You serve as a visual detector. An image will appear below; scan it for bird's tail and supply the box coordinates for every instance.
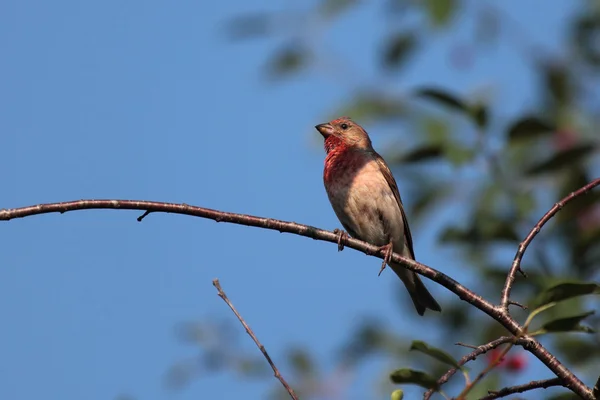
[390,262,441,316]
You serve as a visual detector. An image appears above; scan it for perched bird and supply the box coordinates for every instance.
[316,117,441,316]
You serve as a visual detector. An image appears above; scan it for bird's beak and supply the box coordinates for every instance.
[315,123,334,138]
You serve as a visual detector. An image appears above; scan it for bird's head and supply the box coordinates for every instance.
[315,117,372,153]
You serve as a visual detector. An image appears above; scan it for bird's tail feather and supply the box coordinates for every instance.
[390,262,441,316]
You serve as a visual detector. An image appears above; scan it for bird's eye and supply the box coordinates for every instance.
[340,123,349,130]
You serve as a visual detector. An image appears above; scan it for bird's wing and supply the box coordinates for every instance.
[374,153,416,259]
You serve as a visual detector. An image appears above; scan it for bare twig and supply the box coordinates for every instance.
[424,337,517,400]
[481,377,562,399]
[212,279,298,400]
[500,178,600,312]
[456,340,516,399]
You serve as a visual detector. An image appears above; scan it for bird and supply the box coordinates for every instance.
[315,117,441,316]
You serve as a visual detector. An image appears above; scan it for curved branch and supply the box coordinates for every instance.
[0,199,594,399]
[0,199,504,323]
[501,177,600,311]
[481,377,562,399]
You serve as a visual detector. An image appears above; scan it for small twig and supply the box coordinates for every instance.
[455,342,479,350]
[456,341,516,399]
[508,300,527,310]
[137,210,152,222]
[481,377,562,399]
[212,279,298,400]
[424,337,519,400]
[501,178,600,311]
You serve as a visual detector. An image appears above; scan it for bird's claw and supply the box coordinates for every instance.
[333,229,349,252]
[377,242,394,276]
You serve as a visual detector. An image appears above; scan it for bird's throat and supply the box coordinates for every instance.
[323,142,366,185]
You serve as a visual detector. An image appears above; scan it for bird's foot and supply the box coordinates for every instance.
[333,229,349,252]
[377,241,394,276]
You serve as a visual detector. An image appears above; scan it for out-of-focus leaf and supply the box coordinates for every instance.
[414,88,468,112]
[444,142,475,166]
[421,116,451,142]
[439,226,475,243]
[469,102,488,130]
[391,389,404,400]
[534,311,595,335]
[548,393,584,400]
[411,184,452,219]
[480,220,520,242]
[389,368,439,390]
[543,63,572,105]
[226,13,273,40]
[423,0,456,27]
[574,14,600,66]
[265,45,311,79]
[333,93,405,121]
[319,0,359,19]
[382,32,416,69]
[399,145,444,163]
[340,320,390,363]
[288,348,314,377]
[409,340,462,368]
[533,282,600,308]
[236,357,269,377]
[507,116,555,142]
[555,336,600,365]
[514,191,537,220]
[525,143,597,175]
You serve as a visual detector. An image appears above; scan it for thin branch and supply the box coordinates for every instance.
[0,199,505,326]
[456,340,516,399]
[212,279,298,400]
[481,377,562,399]
[0,197,596,399]
[424,337,517,400]
[501,177,600,311]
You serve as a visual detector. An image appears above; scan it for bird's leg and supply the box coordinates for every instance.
[333,228,349,252]
[377,240,394,276]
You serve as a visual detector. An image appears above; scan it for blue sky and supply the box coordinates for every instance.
[0,1,586,399]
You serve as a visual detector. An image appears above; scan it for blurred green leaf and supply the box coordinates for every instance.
[525,143,597,175]
[414,88,468,112]
[548,394,583,400]
[288,348,314,377]
[444,141,475,166]
[389,368,439,390]
[484,222,519,242]
[574,14,600,66]
[543,63,572,105]
[226,13,273,40]
[469,102,488,130]
[535,310,595,335]
[423,0,457,27]
[265,45,311,79]
[319,0,359,18]
[400,145,444,163]
[555,336,600,365]
[334,93,405,121]
[534,282,600,308]
[507,116,555,142]
[391,389,404,400]
[409,340,462,368]
[382,32,416,69]
[439,226,475,243]
[514,191,537,220]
